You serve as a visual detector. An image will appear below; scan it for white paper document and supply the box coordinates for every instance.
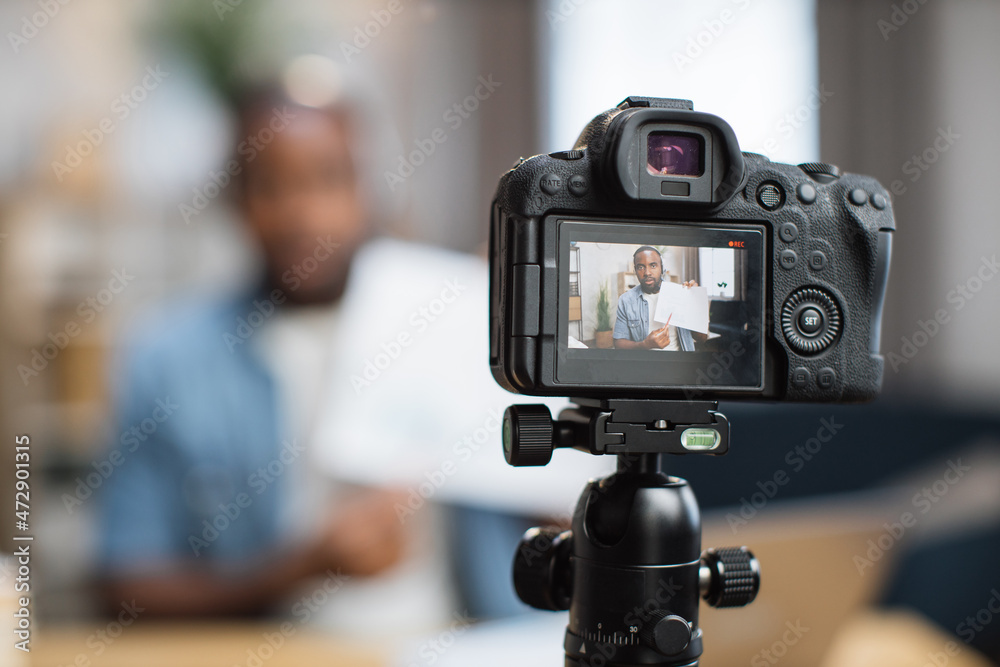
[653,282,710,334]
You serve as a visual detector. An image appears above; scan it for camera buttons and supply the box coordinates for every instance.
[779,249,798,270]
[540,174,563,195]
[797,307,824,335]
[549,150,584,160]
[778,222,799,243]
[757,182,784,210]
[817,367,837,389]
[808,250,828,271]
[781,287,842,355]
[849,188,868,206]
[791,367,812,389]
[796,183,817,204]
[568,175,589,197]
[871,193,888,210]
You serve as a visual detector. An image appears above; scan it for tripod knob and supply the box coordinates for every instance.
[512,527,571,611]
[503,405,554,466]
[639,612,693,656]
[700,546,760,608]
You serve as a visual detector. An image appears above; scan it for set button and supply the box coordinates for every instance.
[781,287,842,355]
[798,307,824,335]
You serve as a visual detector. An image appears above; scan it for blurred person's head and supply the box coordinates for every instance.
[233,88,369,305]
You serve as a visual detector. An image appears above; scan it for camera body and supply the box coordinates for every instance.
[490,97,894,402]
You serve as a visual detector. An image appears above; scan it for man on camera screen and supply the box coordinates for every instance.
[613,245,706,352]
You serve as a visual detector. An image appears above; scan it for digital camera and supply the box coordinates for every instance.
[489,97,894,401]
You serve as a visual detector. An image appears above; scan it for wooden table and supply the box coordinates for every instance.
[29,622,387,667]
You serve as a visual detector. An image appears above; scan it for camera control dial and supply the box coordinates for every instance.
[781,287,842,354]
[798,162,841,184]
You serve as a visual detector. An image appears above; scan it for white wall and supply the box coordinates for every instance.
[541,0,819,163]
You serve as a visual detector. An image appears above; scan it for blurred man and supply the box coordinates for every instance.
[613,246,706,351]
[97,86,450,624]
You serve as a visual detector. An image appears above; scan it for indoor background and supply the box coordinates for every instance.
[1,1,998,666]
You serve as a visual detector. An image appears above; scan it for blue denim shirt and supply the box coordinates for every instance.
[97,291,286,575]
[612,284,695,351]
[97,283,529,616]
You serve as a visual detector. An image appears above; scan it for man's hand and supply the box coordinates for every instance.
[102,488,413,618]
[311,489,410,577]
[643,314,673,349]
[682,280,699,288]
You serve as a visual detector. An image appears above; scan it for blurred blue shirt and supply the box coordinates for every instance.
[98,290,286,575]
[96,284,528,618]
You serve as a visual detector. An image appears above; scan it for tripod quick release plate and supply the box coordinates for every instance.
[503,399,729,466]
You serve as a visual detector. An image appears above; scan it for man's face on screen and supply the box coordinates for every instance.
[634,250,662,294]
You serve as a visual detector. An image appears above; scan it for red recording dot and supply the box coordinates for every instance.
[728,241,734,247]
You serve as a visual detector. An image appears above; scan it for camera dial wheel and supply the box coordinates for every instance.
[797,162,841,183]
[781,287,842,355]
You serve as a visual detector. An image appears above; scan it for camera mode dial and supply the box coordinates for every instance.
[781,287,842,355]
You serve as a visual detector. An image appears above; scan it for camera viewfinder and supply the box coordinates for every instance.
[646,132,703,177]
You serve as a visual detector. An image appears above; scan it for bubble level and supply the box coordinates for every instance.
[680,428,721,451]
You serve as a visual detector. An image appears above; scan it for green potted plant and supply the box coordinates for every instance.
[594,281,614,348]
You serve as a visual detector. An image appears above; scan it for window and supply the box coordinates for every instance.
[541,0,819,165]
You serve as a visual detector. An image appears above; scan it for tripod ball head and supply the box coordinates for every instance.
[512,462,760,666]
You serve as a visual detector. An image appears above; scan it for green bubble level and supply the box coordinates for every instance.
[680,428,721,451]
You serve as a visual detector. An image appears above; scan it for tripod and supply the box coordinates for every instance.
[503,399,760,667]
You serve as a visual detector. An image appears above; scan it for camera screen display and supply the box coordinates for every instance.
[646,132,703,177]
[557,219,765,391]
